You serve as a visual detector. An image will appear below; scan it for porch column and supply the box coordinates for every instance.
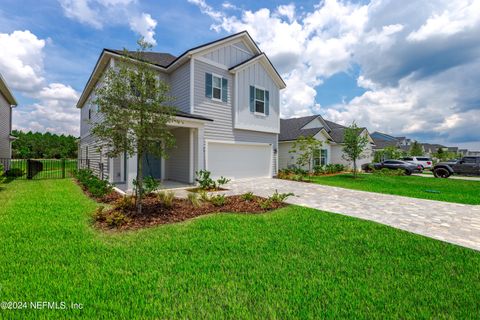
[197,127,205,177]
[108,157,114,183]
[126,153,138,192]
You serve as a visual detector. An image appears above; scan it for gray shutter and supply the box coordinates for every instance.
[221,78,228,102]
[249,86,255,112]
[265,90,270,115]
[205,73,212,98]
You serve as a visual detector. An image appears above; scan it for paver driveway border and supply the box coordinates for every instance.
[191,178,480,252]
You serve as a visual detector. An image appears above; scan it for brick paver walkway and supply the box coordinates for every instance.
[207,178,480,251]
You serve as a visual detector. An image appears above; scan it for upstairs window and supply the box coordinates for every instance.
[205,73,228,102]
[249,86,270,116]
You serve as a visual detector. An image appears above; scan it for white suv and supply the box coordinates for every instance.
[402,156,433,169]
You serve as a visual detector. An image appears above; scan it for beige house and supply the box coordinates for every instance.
[0,73,17,159]
[278,115,374,170]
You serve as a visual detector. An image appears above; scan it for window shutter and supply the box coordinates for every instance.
[221,78,228,102]
[205,73,212,98]
[265,90,270,115]
[324,149,328,164]
[249,86,255,112]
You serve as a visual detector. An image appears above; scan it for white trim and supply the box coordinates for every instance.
[190,34,260,60]
[233,124,280,134]
[232,44,253,55]
[190,58,195,113]
[254,112,266,117]
[189,128,194,183]
[194,56,228,70]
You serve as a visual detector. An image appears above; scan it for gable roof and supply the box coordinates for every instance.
[279,115,368,144]
[0,73,17,106]
[77,31,274,108]
[229,53,286,89]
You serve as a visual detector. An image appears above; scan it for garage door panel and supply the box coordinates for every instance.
[207,142,271,179]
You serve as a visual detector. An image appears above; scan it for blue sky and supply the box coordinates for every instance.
[0,0,479,149]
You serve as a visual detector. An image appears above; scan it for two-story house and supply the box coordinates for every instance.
[0,73,17,160]
[77,31,286,191]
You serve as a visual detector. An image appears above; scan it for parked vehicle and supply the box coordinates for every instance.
[362,160,423,175]
[401,156,433,169]
[433,156,480,178]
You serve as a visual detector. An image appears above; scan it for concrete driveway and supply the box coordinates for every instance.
[219,178,480,251]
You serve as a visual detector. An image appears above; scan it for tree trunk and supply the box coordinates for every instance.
[353,159,357,179]
[136,151,143,214]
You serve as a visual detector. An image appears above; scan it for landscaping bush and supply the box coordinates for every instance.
[195,170,230,190]
[6,167,24,178]
[209,194,227,207]
[133,176,160,197]
[325,164,345,174]
[114,196,136,212]
[0,164,4,183]
[260,190,294,209]
[187,192,202,208]
[158,191,175,208]
[241,192,255,202]
[74,169,113,198]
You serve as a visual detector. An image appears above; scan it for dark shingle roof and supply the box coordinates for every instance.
[279,115,366,144]
[106,49,177,67]
[175,110,213,122]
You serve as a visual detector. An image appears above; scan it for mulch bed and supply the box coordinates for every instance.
[96,194,286,231]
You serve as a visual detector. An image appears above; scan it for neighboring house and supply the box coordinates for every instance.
[371,132,411,152]
[77,31,286,191]
[420,143,447,157]
[278,115,374,170]
[0,73,17,160]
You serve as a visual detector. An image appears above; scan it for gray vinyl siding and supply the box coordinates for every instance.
[79,134,109,180]
[194,59,277,175]
[0,93,11,158]
[235,60,280,133]
[169,61,190,113]
[201,40,253,68]
[165,127,190,183]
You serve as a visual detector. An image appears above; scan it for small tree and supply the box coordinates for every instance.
[289,135,323,174]
[373,146,403,162]
[91,39,178,214]
[342,122,369,178]
[409,141,423,156]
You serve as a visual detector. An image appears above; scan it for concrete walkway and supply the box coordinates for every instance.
[413,173,480,181]
[213,178,480,251]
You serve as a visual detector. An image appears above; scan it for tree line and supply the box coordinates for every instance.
[11,130,78,159]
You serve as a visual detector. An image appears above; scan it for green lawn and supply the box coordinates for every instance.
[307,174,480,205]
[0,180,479,319]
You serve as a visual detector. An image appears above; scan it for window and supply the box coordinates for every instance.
[403,157,413,161]
[212,75,222,100]
[88,108,92,120]
[321,149,328,166]
[417,157,430,161]
[313,149,321,166]
[255,88,265,114]
[463,157,477,164]
[249,86,270,115]
[205,73,228,102]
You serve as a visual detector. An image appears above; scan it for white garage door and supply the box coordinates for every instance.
[207,141,272,179]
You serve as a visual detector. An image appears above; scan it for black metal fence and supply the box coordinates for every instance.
[0,158,80,180]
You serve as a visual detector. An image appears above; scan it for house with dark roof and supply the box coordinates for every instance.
[77,31,286,191]
[0,73,17,160]
[278,115,374,170]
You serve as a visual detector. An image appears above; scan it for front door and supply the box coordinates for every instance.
[142,153,162,179]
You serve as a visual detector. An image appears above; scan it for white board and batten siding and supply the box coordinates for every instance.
[0,93,12,159]
[193,59,278,178]
[201,40,254,68]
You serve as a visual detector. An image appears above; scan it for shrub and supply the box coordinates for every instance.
[269,189,294,202]
[209,194,227,207]
[291,167,308,176]
[187,192,202,208]
[277,169,292,180]
[158,191,175,208]
[133,176,160,197]
[241,192,255,202]
[114,196,135,212]
[105,211,130,228]
[216,176,231,188]
[93,206,107,222]
[195,169,216,190]
[0,164,4,183]
[74,169,113,198]
[195,170,231,190]
[197,190,210,202]
[313,165,325,175]
[6,167,24,178]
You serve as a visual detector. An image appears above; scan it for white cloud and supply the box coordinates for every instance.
[0,30,46,92]
[0,30,81,135]
[58,0,157,44]
[129,13,158,45]
[407,0,480,42]
[189,0,480,148]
